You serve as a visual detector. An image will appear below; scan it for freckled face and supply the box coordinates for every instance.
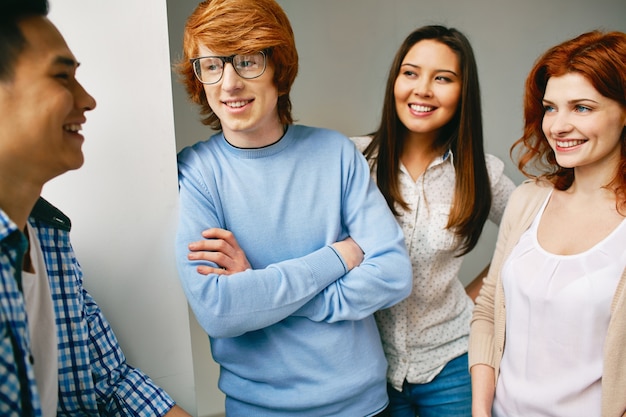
[394,39,462,143]
[0,16,96,184]
[542,73,626,173]
[198,45,283,148]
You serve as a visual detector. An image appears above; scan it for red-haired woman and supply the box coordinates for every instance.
[470,30,626,417]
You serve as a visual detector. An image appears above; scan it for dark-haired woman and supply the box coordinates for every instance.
[353,25,515,417]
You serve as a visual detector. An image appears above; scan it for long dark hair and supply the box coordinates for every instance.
[365,25,491,255]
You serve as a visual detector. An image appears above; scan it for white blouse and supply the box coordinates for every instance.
[351,136,516,389]
[494,191,626,417]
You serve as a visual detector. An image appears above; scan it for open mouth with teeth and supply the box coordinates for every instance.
[410,104,434,113]
[63,124,82,133]
[224,100,252,109]
[556,139,587,148]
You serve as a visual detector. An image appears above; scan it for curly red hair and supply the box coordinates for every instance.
[512,30,626,212]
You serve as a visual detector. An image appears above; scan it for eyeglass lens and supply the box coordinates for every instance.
[193,52,266,84]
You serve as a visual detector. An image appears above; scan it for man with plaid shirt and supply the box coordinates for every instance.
[0,0,190,415]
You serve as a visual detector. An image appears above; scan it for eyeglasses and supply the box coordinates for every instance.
[190,51,267,85]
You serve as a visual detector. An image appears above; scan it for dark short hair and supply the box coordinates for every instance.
[0,0,49,81]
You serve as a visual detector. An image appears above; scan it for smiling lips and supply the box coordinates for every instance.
[224,100,252,108]
[556,139,587,148]
[410,104,434,113]
[63,123,82,133]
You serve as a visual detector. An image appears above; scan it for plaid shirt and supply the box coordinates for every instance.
[0,198,175,416]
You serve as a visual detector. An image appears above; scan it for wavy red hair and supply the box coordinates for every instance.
[177,0,298,130]
[512,30,626,212]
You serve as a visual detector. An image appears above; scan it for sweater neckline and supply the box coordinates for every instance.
[220,125,294,159]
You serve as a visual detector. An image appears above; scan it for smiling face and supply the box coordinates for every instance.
[198,44,283,148]
[542,72,626,175]
[0,16,96,185]
[394,39,462,145]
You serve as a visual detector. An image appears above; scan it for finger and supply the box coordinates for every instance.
[189,239,236,259]
[196,265,231,276]
[201,228,235,241]
[203,228,245,251]
[188,250,232,267]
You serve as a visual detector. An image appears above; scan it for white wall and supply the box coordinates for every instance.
[44,0,197,414]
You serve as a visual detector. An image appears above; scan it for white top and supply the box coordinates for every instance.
[23,224,58,417]
[351,136,515,389]
[494,191,626,417]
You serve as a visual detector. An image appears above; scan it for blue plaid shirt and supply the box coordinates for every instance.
[0,198,175,416]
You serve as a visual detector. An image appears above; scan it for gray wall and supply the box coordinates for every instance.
[277,0,626,284]
[167,1,625,416]
[170,0,626,288]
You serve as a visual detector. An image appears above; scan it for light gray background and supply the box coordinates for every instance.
[168,1,625,416]
[40,1,626,416]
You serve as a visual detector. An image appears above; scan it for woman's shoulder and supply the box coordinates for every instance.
[495,179,553,231]
[484,153,504,168]
[516,178,553,192]
[349,135,373,153]
[484,153,506,180]
[509,179,553,208]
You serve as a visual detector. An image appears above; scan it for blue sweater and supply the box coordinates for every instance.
[176,125,412,416]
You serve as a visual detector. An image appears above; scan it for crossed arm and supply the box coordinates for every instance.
[176,139,412,338]
[188,228,364,276]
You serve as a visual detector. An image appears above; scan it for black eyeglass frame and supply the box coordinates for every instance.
[190,50,268,85]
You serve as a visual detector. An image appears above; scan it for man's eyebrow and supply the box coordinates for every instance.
[54,56,79,68]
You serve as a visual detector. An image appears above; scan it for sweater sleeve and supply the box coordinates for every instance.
[291,145,413,322]
[176,155,349,339]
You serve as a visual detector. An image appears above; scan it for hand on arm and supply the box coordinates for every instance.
[190,231,363,275]
[180,225,349,337]
[176,154,351,338]
[291,146,412,323]
[188,228,252,275]
[331,236,364,271]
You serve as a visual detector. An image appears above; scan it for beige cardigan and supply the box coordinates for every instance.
[469,180,626,417]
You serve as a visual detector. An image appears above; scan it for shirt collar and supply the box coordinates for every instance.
[0,207,20,241]
[430,148,454,168]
